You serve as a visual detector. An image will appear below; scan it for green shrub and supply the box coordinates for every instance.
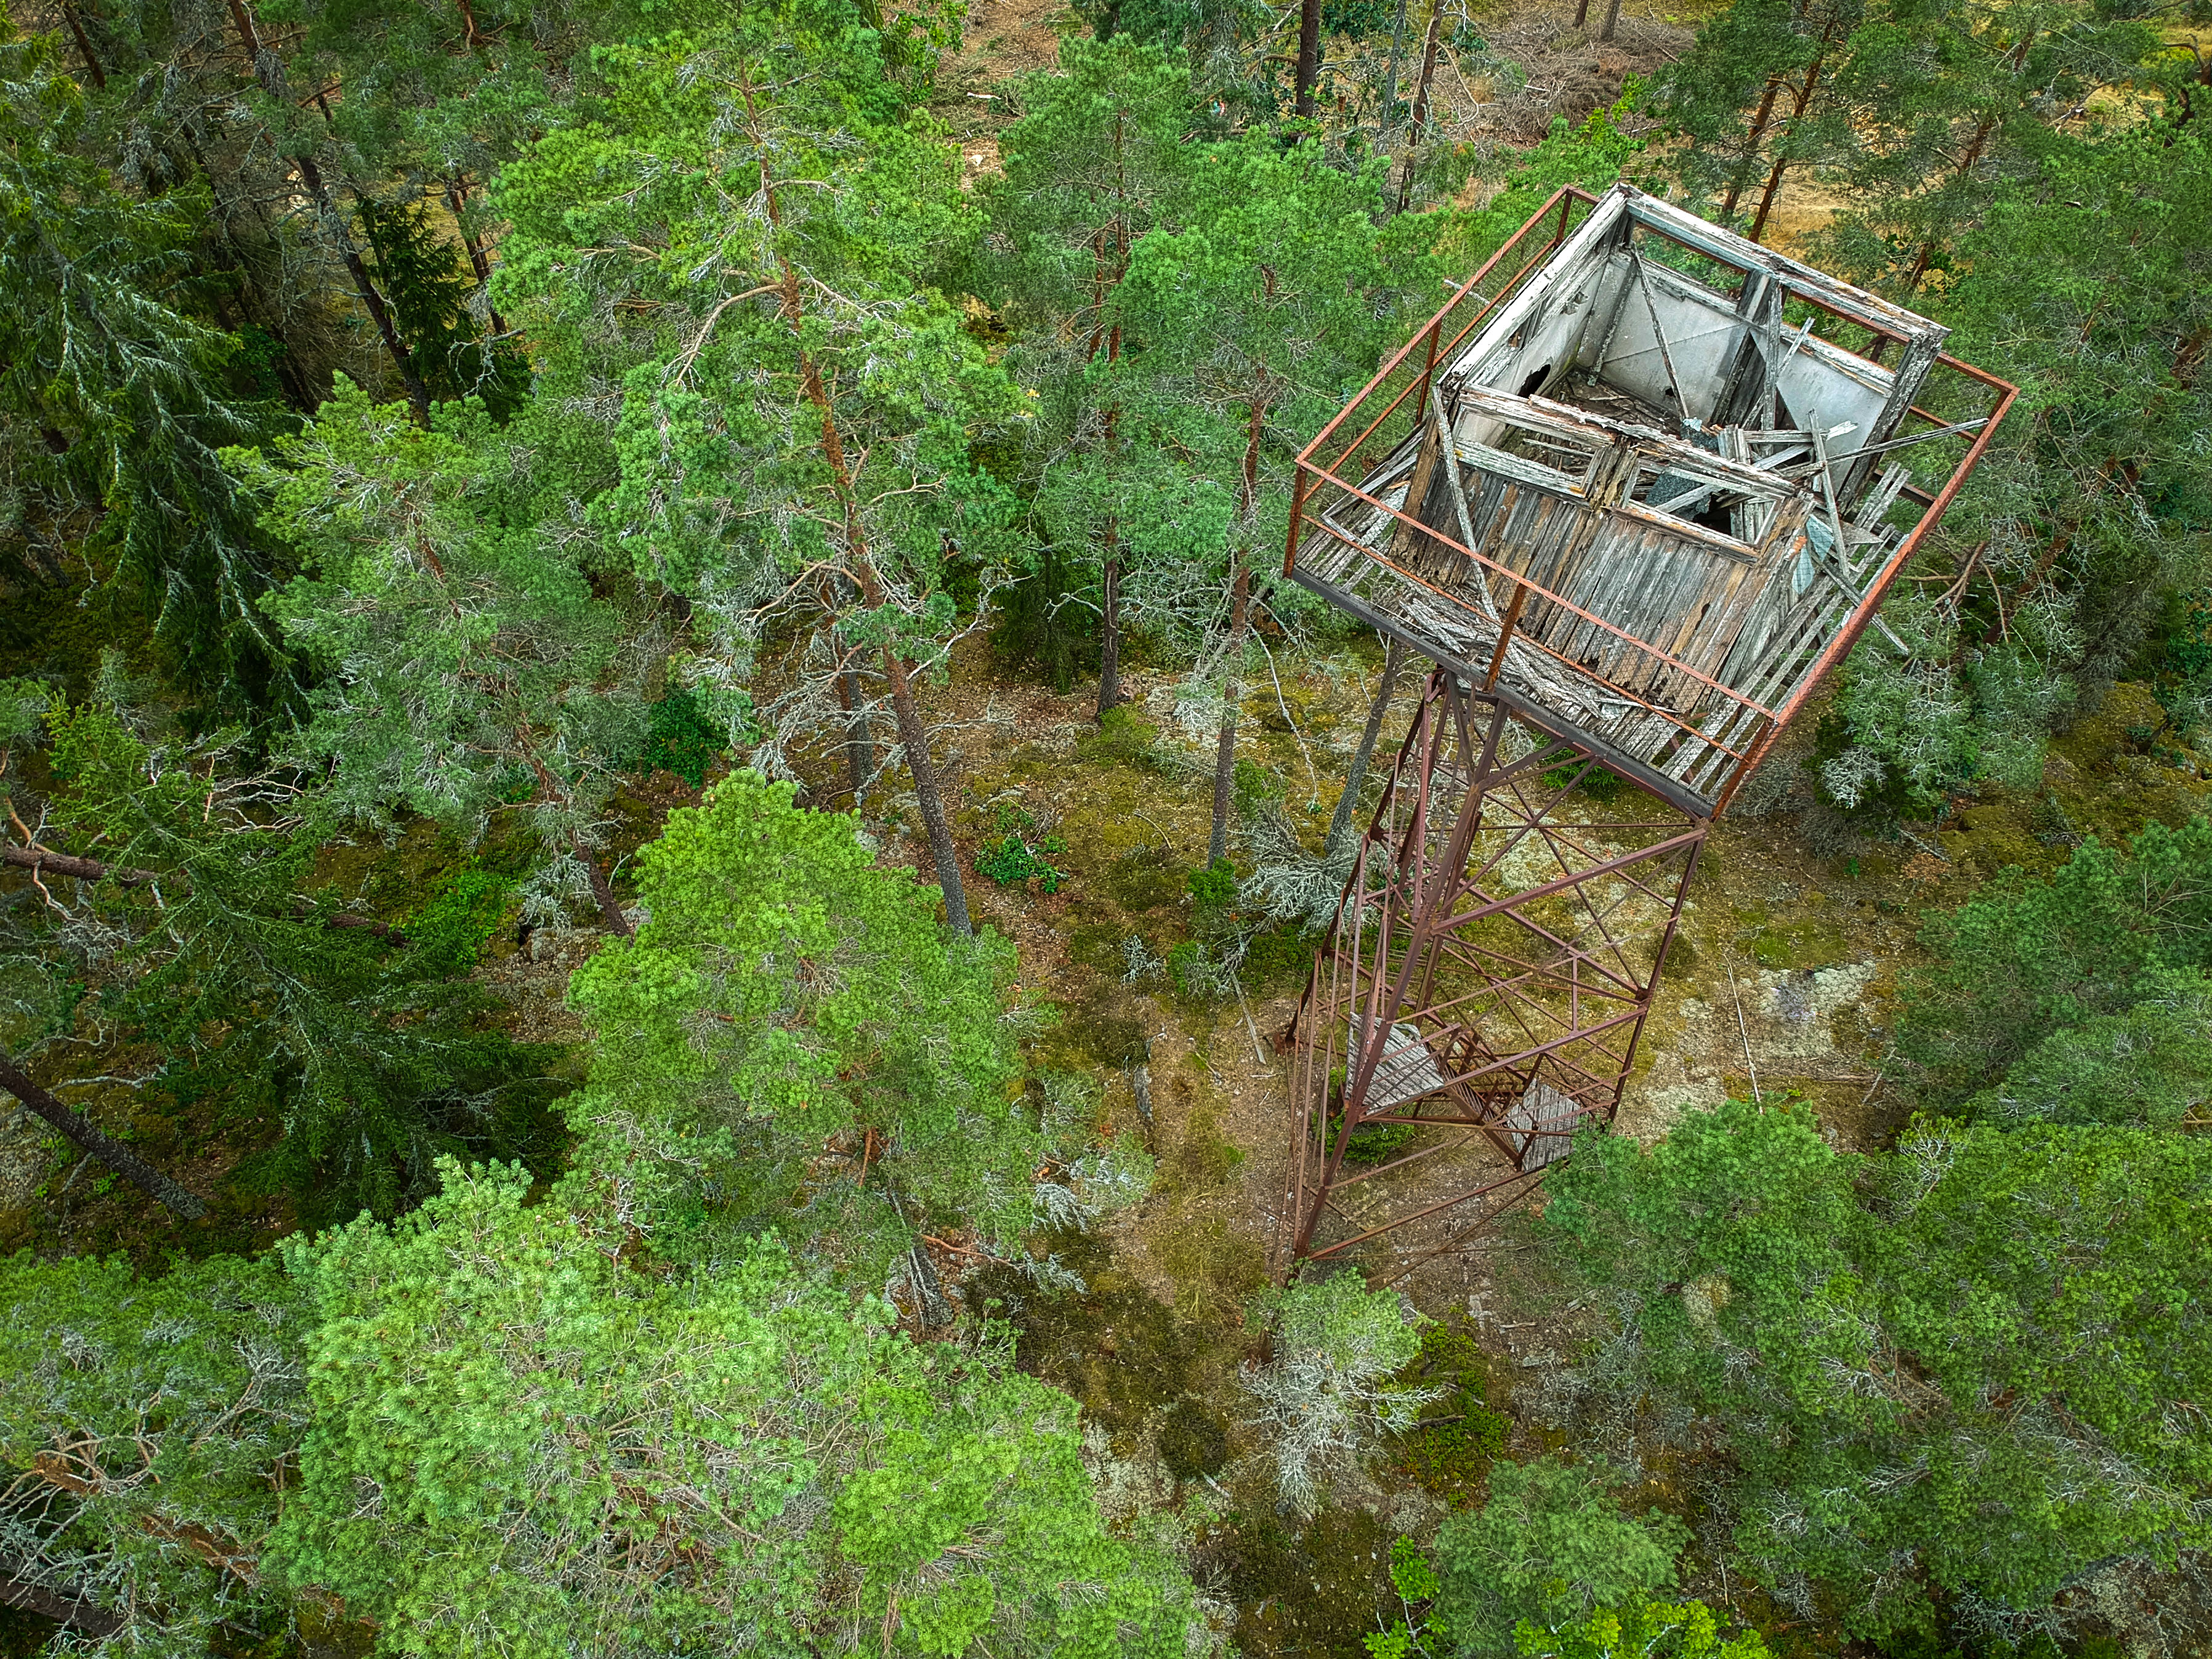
[1899,818,2212,1099]
[1399,1407,1511,1500]
[1431,1455,1689,1653]
[1244,1274,1439,1513]
[1187,856,1237,906]
[406,865,515,975]
[1540,754,1625,802]
[1243,921,1322,991]
[1233,755,1282,822]
[975,801,1068,893]
[640,686,726,787]
[1959,969,2212,1129]
[1543,1099,2212,1634]
[1346,1117,1418,1164]
[1394,1320,1508,1502]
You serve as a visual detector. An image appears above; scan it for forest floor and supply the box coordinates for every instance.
[932,0,1721,185]
[779,639,2205,1656]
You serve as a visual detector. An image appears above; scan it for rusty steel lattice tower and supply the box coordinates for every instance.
[1278,184,2015,1277]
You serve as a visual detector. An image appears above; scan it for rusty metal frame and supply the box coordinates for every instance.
[1283,190,2019,820]
[1279,669,1705,1280]
[1276,193,2012,1280]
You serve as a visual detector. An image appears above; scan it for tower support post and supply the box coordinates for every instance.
[1281,669,1706,1278]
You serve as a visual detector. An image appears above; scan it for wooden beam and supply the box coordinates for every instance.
[1283,568,1719,817]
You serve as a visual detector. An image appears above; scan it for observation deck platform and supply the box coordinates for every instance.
[1284,183,2015,818]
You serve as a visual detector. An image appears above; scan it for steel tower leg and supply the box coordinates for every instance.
[1280,669,1706,1280]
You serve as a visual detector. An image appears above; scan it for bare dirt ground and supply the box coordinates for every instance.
[929,0,1716,184]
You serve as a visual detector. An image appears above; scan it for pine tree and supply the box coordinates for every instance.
[246,381,656,937]
[494,16,1027,935]
[1814,119,2210,803]
[1652,0,1865,241]
[983,36,1198,719]
[0,1161,1200,1657]
[1116,135,1441,864]
[0,1250,305,1650]
[1815,0,2160,291]
[1649,0,1811,224]
[562,771,1115,1275]
[269,1161,1201,1658]
[1544,1099,2212,1633]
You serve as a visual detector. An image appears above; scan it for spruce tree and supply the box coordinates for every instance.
[0,36,292,712]
[0,681,561,1224]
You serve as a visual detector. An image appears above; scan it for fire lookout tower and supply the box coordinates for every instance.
[1278,184,2014,1277]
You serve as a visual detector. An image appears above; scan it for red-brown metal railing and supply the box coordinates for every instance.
[1285,188,2019,817]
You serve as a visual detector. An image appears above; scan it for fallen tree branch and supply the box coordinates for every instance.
[0,844,405,942]
[0,1051,208,1221]
[0,842,152,884]
[0,1559,124,1637]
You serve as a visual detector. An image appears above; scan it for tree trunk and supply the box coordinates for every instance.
[1093,113,1129,719]
[0,845,405,939]
[1096,336,1124,719]
[1207,557,1251,870]
[1097,545,1123,721]
[0,1052,206,1221]
[1209,399,1265,868]
[445,176,510,336]
[175,124,323,410]
[2174,325,2209,392]
[1904,108,2001,290]
[1293,0,1325,118]
[745,75,972,934]
[1597,0,1623,43]
[883,1184,953,1326]
[61,4,107,89]
[572,834,634,937]
[1722,75,1785,217]
[293,155,433,424]
[1573,0,1590,26]
[837,664,876,802]
[1395,0,1445,212]
[882,648,973,937]
[1747,46,1830,244]
[1,1560,124,1638]
[1324,635,1406,858]
[1379,0,1412,137]
[224,0,430,422]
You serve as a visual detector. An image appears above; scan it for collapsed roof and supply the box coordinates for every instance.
[1287,184,2008,817]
